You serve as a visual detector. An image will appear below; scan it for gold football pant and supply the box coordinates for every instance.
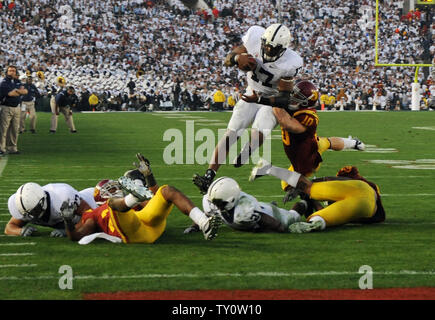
[110,185,174,243]
[281,137,331,190]
[307,180,377,227]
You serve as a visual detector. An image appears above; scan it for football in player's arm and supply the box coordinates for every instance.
[193,24,303,195]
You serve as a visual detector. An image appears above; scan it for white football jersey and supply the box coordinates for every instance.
[79,187,98,209]
[242,26,303,97]
[7,183,92,227]
[203,192,277,231]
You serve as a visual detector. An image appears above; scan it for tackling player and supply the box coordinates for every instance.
[250,159,386,233]
[193,23,303,194]
[60,154,221,243]
[242,79,365,194]
[5,182,96,237]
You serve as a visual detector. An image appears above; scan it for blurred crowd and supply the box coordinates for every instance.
[0,0,434,111]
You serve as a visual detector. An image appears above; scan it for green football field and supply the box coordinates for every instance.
[0,111,434,300]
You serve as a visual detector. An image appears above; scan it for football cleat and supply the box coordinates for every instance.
[249,158,272,182]
[201,214,222,240]
[192,169,216,194]
[288,220,323,233]
[349,136,365,151]
[118,176,153,201]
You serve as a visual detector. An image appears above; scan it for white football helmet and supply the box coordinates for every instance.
[15,183,48,219]
[261,23,291,63]
[207,177,241,211]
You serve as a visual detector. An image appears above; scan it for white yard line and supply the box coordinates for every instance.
[0,270,433,281]
[0,242,36,247]
[0,253,35,256]
[0,264,37,268]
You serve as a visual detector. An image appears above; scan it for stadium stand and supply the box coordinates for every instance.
[0,0,433,111]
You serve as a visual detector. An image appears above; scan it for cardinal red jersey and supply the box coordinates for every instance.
[282,108,322,176]
[81,203,123,238]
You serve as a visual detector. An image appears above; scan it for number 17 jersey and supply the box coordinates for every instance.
[242,26,303,97]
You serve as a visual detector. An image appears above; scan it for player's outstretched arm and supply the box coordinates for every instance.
[4,217,36,236]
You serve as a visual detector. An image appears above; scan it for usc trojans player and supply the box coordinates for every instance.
[60,154,221,243]
[242,79,365,194]
[250,160,385,233]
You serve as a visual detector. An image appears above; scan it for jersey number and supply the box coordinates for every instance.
[281,128,291,146]
[251,67,274,88]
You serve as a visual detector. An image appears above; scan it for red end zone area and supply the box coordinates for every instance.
[84,287,435,300]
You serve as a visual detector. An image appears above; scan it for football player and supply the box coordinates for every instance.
[242,80,365,194]
[60,154,221,243]
[5,182,97,237]
[249,159,386,233]
[184,176,304,235]
[193,23,303,194]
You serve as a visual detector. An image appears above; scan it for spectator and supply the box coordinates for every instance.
[212,87,225,111]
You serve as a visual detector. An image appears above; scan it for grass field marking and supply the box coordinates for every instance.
[1,270,434,282]
[412,126,435,131]
[0,155,8,177]
[0,264,37,268]
[0,242,36,247]
[0,253,35,256]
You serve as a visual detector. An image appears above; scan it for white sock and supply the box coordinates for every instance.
[308,215,326,230]
[341,137,357,149]
[124,193,140,208]
[269,166,301,188]
[189,207,209,229]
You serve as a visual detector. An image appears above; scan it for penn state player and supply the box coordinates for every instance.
[185,176,304,234]
[193,23,303,194]
[5,182,96,237]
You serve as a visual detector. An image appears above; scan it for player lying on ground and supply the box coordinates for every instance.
[60,154,221,243]
[184,176,305,234]
[249,160,385,233]
[5,182,96,237]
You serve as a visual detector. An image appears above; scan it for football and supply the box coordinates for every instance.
[237,53,257,71]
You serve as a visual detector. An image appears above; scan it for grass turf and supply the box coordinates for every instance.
[0,111,434,299]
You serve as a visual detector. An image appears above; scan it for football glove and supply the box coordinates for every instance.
[50,228,67,238]
[192,169,216,194]
[183,224,200,234]
[134,153,152,177]
[283,187,301,204]
[192,173,212,195]
[59,200,77,221]
[20,225,37,237]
